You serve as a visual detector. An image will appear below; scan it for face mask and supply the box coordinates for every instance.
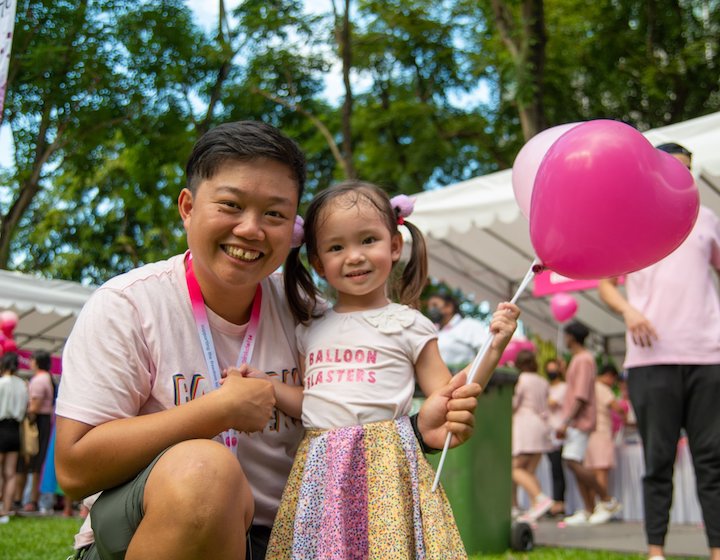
[547,371,560,381]
[427,308,444,325]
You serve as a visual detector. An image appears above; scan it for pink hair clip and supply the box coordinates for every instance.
[389,194,415,225]
[291,215,305,248]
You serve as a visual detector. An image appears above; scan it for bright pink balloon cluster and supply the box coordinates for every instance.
[0,310,19,354]
[550,293,578,323]
[512,120,700,279]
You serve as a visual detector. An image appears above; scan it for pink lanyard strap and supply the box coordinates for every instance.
[185,253,262,452]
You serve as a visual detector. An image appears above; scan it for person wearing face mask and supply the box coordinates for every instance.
[426,292,489,372]
[545,358,567,517]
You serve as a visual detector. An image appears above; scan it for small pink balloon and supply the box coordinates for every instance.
[499,337,536,366]
[2,338,17,353]
[550,293,578,323]
[530,120,699,279]
[512,123,581,218]
[0,310,18,337]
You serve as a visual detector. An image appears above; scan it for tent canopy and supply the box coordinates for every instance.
[0,269,95,354]
[409,111,720,363]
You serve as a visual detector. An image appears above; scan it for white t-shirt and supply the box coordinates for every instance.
[624,206,720,368]
[0,375,28,422]
[297,303,437,429]
[57,253,303,530]
[437,314,488,368]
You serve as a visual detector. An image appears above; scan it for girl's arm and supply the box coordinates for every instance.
[227,363,304,420]
[456,302,520,389]
[415,339,452,397]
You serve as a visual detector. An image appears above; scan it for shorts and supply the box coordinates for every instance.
[73,449,170,560]
[561,427,590,462]
[72,447,269,560]
[0,418,20,453]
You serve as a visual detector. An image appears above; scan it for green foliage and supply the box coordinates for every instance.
[2,0,719,283]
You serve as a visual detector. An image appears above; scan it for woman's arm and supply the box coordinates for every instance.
[56,372,275,499]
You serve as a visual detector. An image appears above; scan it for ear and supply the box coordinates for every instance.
[178,188,194,228]
[390,232,403,263]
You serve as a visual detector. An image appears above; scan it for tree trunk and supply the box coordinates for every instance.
[336,0,356,179]
[490,0,547,141]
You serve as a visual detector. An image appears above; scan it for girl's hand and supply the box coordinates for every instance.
[221,364,269,384]
[488,302,520,351]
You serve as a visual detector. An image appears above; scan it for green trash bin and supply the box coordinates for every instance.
[428,368,518,555]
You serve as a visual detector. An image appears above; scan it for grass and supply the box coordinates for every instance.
[0,515,701,560]
[0,516,79,560]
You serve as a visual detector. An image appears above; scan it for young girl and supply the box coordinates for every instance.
[231,181,519,559]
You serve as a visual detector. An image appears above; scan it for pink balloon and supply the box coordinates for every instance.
[530,120,699,279]
[498,337,536,366]
[2,338,17,353]
[512,123,581,218]
[550,293,578,323]
[0,310,18,337]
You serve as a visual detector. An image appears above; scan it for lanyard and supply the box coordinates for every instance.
[185,253,263,453]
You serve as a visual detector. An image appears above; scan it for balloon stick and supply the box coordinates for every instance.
[431,258,543,492]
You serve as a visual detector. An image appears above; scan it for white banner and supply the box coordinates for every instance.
[0,0,17,120]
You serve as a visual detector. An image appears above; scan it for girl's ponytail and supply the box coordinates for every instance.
[283,247,320,324]
[395,219,428,309]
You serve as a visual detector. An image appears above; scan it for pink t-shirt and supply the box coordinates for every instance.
[57,254,303,530]
[28,371,54,415]
[561,350,597,433]
[624,206,720,368]
[512,372,552,455]
[297,304,437,429]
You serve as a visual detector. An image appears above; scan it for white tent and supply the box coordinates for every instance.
[0,269,95,354]
[409,111,720,363]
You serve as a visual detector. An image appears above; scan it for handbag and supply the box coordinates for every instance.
[20,417,40,457]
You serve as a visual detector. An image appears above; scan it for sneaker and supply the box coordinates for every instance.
[518,495,555,522]
[563,510,590,526]
[511,506,522,519]
[0,515,10,524]
[588,497,623,525]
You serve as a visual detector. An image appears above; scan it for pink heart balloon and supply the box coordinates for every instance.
[512,122,581,218]
[529,120,699,279]
[550,293,578,323]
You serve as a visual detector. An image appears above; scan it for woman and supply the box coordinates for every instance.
[511,349,554,522]
[0,352,29,523]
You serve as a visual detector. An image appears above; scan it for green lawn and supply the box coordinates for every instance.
[0,515,698,559]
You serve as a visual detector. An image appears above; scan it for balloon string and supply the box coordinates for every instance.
[431,257,543,493]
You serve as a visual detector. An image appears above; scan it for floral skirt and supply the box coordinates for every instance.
[266,416,466,559]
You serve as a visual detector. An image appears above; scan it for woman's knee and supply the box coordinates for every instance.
[145,440,254,525]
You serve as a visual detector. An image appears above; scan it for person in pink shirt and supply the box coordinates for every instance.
[511,349,553,522]
[556,321,621,526]
[599,143,720,560]
[15,350,55,513]
[545,358,568,516]
[584,364,627,524]
[55,121,489,560]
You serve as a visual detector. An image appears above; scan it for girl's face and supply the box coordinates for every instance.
[312,195,402,311]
